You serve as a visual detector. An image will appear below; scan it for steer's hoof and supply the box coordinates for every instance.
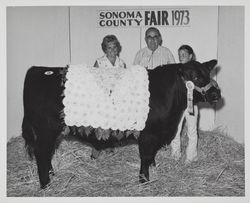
[40,181,51,189]
[139,174,149,183]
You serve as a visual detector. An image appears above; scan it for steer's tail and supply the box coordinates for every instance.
[22,116,36,159]
[22,67,36,159]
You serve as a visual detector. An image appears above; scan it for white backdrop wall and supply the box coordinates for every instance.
[7,7,70,140]
[70,6,141,67]
[216,6,244,143]
[7,6,244,144]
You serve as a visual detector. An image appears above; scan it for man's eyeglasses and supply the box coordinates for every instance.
[146,35,159,40]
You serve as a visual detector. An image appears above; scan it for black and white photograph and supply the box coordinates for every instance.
[1,0,249,202]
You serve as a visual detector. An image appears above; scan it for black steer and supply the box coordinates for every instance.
[22,60,221,188]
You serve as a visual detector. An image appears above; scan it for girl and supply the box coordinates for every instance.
[172,45,199,163]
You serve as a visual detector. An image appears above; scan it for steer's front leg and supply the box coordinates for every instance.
[139,157,150,183]
[138,133,159,183]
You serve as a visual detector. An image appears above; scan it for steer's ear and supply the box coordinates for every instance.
[202,60,217,71]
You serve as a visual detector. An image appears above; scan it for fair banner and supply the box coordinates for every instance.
[97,8,191,27]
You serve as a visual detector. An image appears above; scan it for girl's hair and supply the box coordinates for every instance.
[101,35,122,55]
[178,44,196,61]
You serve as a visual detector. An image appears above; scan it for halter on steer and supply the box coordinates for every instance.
[193,78,220,102]
[184,79,220,114]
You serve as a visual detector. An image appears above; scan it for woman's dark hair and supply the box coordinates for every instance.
[178,44,196,61]
[101,35,122,55]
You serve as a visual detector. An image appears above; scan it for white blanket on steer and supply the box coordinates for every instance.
[63,64,150,131]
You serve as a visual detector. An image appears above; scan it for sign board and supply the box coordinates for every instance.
[97,8,191,27]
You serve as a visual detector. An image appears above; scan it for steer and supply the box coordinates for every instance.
[22,60,221,188]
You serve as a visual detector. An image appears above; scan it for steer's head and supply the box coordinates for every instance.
[178,60,221,105]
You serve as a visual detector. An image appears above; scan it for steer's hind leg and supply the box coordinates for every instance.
[34,130,59,189]
[138,133,160,183]
[34,145,52,188]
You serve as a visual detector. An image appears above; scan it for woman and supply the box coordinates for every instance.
[92,35,126,157]
[178,44,199,163]
[94,35,126,69]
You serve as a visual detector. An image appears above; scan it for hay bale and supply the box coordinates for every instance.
[7,128,244,196]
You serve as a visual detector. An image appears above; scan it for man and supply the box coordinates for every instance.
[133,27,175,69]
[133,27,190,163]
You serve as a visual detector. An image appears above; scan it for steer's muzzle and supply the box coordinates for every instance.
[211,91,221,103]
[206,86,221,105]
